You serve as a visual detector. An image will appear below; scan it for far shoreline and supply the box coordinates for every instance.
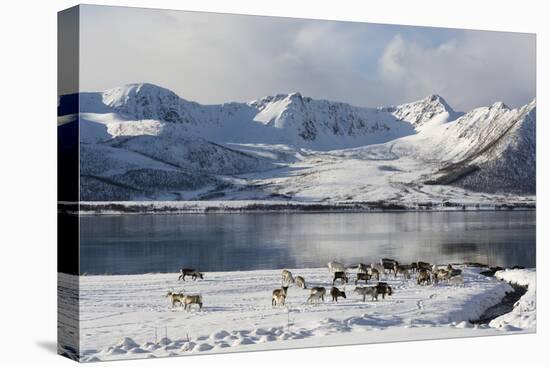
[58,200,536,215]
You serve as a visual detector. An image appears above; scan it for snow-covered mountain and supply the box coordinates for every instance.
[424,100,536,193]
[78,82,421,149]
[388,94,461,128]
[60,83,535,202]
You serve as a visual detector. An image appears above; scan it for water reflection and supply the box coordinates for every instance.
[79,211,535,275]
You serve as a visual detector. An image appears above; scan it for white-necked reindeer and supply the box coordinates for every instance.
[166,290,202,310]
[166,290,185,307]
[307,286,326,304]
[272,286,289,307]
[328,261,346,274]
[281,270,295,286]
[295,275,307,289]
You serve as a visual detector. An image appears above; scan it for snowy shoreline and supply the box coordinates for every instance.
[60,200,536,215]
[490,269,536,331]
[58,266,536,362]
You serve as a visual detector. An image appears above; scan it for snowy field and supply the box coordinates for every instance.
[58,266,535,362]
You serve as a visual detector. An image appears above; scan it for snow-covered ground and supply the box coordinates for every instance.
[58,266,535,362]
[490,269,536,331]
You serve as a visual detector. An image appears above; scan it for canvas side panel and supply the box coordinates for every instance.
[57,5,81,361]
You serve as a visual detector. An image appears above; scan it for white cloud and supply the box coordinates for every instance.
[79,5,535,111]
[377,31,535,110]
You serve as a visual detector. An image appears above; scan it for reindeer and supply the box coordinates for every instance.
[417,269,432,285]
[178,268,204,281]
[394,264,411,279]
[332,271,349,285]
[357,263,369,273]
[166,291,185,307]
[354,286,378,302]
[181,294,203,310]
[330,287,346,302]
[374,282,393,300]
[370,263,385,277]
[281,270,295,285]
[355,272,371,285]
[368,267,381,281]
[166,291,202,310]
[380,258,398,274]
[272,294,286,307]
[446,264,463,277]
[307,287,326,304]
[433,269,451,284]
[328,261,346,274]
[417,261,432,272]
[272,286,289,307]
[295,276,307,289]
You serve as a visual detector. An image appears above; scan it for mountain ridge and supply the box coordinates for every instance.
[59,83,535,201]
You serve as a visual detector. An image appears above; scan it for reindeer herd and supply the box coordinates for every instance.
[166,259,464,310]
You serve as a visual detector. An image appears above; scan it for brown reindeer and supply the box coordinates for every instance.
[355,272,371,285]
[380,258,398,273]
[374,282,393,300]
[417,261,432,272]
[417,269,432,285]
[333,271,349,285]
[394,264,411,279]
[178,268,204,281]
[330,287,347,302]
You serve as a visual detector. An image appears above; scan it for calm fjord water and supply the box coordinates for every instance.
[80,211,535,275]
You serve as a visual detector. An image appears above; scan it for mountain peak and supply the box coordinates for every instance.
[392,94,458,128]
[420,94,455,113]
[101,83,191,123]
[490,101,509,110]
[104,82,179,102]
[288,92,303,99]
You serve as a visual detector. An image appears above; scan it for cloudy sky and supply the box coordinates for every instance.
[79,5,535,111]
